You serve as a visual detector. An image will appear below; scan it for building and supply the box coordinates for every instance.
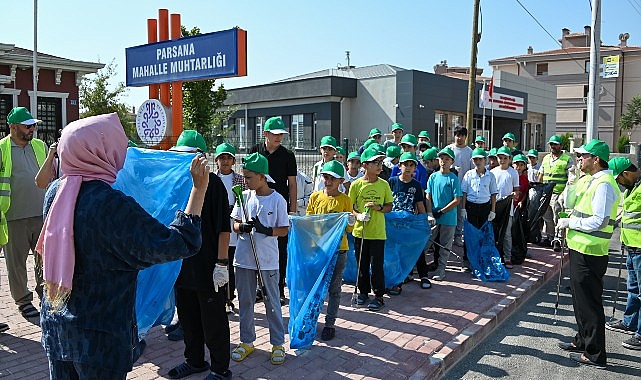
[489,27,641,150]
[0,43,104,145]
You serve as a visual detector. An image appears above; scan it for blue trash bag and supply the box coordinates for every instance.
[113,147,196,338]
[343,211,430,288]
[464,220,510,282]
[286,213,349,349]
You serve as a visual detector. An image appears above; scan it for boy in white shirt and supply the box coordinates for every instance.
[490,146,520,268]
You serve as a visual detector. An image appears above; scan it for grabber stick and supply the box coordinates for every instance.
[232,184,270,310]
[553,211,568,324]
[610,242,626,321]
[351,207,369,307]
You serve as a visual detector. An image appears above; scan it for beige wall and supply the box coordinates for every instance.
[557,108,583,123]
[557,84,584,99]
[549,60,585,75]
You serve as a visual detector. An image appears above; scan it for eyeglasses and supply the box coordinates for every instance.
[578,153,594,159]
[367,160,383,166]
[21,124,37,130]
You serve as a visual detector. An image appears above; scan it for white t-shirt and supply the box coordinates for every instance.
[447,144,473,183]
[231,189,289,271]
[491,166,520,200]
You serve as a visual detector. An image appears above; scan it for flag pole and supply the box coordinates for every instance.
[490,75,494,146]
[482,79,486,144]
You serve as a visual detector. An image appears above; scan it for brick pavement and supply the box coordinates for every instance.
[0,243,564,379]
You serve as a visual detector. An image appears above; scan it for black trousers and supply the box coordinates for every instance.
[463,201,492,260]
[175,286,230,373]
[278,236,288,297]
[417,229,440,278]
[354,238,386,297]
[569,249,608,365]
[225,246,236,302]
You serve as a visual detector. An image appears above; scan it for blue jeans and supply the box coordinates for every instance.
[325,250,347,327]
[623,246,641,338]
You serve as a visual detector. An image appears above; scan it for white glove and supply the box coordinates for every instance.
[212,263,229,292]
[356,212,370,222]
[461,209,467,220]
[427,213,436,226]
[557,218,570,230]
[488,211,496,221]
[347,213,356,226]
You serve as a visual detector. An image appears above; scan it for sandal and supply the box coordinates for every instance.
[19,303,39,318]
[231,343,255,362]
[388,285,402,296]
[271,345,286,365]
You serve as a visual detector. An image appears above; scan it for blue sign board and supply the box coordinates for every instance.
[126,28,247,87]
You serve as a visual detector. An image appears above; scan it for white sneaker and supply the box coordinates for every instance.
[432,270,446,281]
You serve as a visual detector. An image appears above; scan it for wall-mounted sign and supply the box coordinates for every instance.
[126,28,247,87]
[478,91,525,114]
[602,55,620,79]
[136,99,169,146]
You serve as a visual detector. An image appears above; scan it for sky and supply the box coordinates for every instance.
[2,0,640,109]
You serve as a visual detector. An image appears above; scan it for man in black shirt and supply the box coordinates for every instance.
[250,117,297,304]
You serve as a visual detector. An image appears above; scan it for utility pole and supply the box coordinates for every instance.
[466,0,481,132]
[32,0,38,119]
[586,0,601,141]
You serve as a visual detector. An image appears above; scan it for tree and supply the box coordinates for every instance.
[619,95,641,131]
[79,61,136,142]
[181,26,237,150]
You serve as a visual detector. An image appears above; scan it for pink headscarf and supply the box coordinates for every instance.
[35,113,128,311]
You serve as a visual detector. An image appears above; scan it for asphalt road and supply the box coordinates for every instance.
[444,229,641,379]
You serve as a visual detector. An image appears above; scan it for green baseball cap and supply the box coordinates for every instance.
[215,142,236,158]
[7,107,41,125]
[361,146,386,162]
[438,147,455,160]
[496,146,512,156]
[347,151,361,161]
[363,138,376,150]
[475,135,486,143]
[488,147,498,157]
[418,130,431,140]
[548,135,562,145]
[400,133,418,147]
[386,145,402,159]
[399,151,418,164]
[513,154,528,164]
[574,139,610,162]
[242,152,275,183]
[319,135,337,149]
[608,156,633,178]
[336,146,346,156]
[369,128,382,138]
[527,149,539,157]
[502,132,516,141]
[173,129,207,152]
[264,117,289,134]
[472,147,487,158]
[422,147,438,160]
[370,143,386,156]
[391,122,404,132]
[320,160,345,178]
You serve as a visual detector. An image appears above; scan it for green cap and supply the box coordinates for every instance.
[513,154,528,164]
[320,160,345,178]
[370,143,386,155]
[608,156,633,178]
[263,117,289,134]
[336,146,346,156]
[438,147,455,160]
[472,147,487,158]
[488,147,498,157]
[361,146,386,162]
[242,152,275,182]
[527,149,539,157]
[174,129,207,152]
[475,135,486,143]
[399,152,418,164]
[215,142,236,158]
[391,122,404,132]
[319,135,337,149]
[400,133,418,147]
[7,107,41,125]
[363,138,376,150]
[369,128,382,137]
[574,139,610,162]
[502,132,516,141]
[347,151,361,161]
[496,146,512,156]
[386,145,402,159]
[418,130,431,139]
[422,147,438,160]
[548,135,562,145]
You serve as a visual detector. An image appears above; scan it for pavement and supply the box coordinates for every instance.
[0,240,568,379]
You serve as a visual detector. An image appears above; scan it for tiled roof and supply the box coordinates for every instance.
[491,44,641,62]
[275,64,406,83]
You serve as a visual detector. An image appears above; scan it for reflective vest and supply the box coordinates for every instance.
[542,153,571,194]
[0,136,47,245]
[621,180,641,248]
[567,172,620,256]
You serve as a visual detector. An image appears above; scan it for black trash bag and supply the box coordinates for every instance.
[511,202,528,265]
[526,182,555,243]
[493,197,512,259]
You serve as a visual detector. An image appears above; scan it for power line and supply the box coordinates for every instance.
[625,0,641,17]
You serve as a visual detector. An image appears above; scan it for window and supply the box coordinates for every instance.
[291,114,304,149]
[255,116,265,144]
[582,109,587,122]
[584,60,590,74]
[0,94,12,138]
[36,97,62,146]
[536,63,548,76]
[583,85,589,98]
[236,117,246,149]
[435,113,446,148]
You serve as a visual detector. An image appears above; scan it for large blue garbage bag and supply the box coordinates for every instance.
[464,220,510,282]
[113,147,195,338]
[343,211,430,288]
[287,213,349,349]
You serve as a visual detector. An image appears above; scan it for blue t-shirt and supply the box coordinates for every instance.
[426,171,462,226]
[390,161,428,189]
[388,176,425,213]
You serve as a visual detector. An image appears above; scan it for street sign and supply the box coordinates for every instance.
[602,55,620,79]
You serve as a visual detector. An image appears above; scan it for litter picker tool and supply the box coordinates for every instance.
[610,242,626,321]
[553,211,568,324]
[351,207,370,307]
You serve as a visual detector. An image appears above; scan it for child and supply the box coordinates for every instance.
[335,146,346,164]
[424,148,461,281]
[312,136,347,192]
[490,146,520,269]
[487,148,499,170]
[230,153,290,365]
[391,134,428,189]
[512,154,530,209]
[348,146,393,311]
[421,147,439,174]
[345,151,364,184]
[306,160,355,341]
[383,145,402,170]
[388,152,426,293]
[526,149,541,183]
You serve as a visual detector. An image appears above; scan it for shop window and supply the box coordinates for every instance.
[0,94,12,137]
[36,97,62,145]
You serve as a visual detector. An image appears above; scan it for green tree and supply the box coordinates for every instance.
[560,132,572,151]
[79,61,136,142]
[619,95,641,131]
[181,26,237,150]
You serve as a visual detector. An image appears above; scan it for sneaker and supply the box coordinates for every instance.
[367,297,384,311]
[538,238,551,247]
[204,370,232,380]
[321,326,336,341]
[552,239,562,252]
[167,325,184,341]
[432,270,446,281]
[420,277,432,289]
[255,289,264,303]
[167,361,210,379]
[504,261,514,269]
[356,293,369,306]
[164,322,181,334]
[606,320,635,335]
[622,336,641,350]
[225,303,234,314]
[0,323,8,333]
[280,296,287,306]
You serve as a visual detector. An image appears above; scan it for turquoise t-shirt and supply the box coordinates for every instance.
[426,171,461,226]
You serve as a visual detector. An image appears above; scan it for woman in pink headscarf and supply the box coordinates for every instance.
[36,113,209,380]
